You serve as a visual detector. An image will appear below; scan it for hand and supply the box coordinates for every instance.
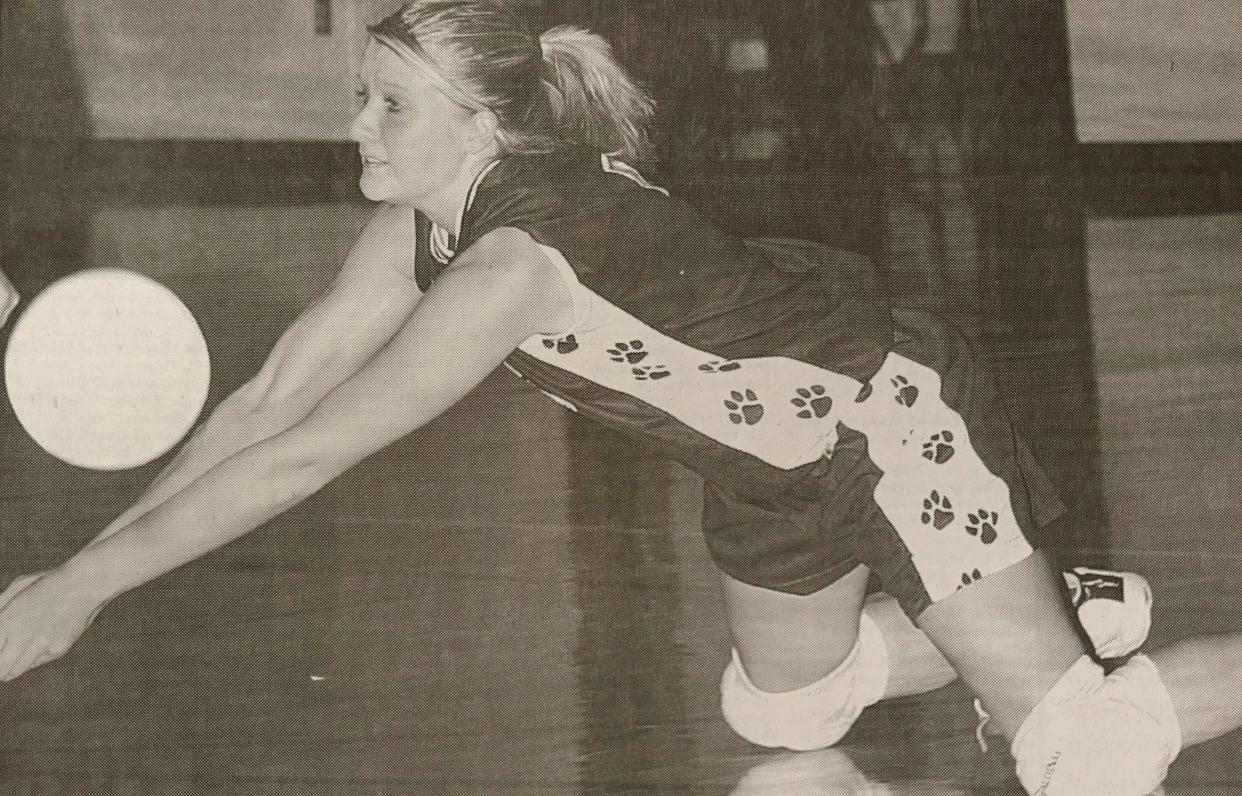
[0,267,18,327]
[0,569,103,681]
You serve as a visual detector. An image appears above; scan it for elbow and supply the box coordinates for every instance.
[281,450,335,507]
[206,384,265,432]
[207,385,298,444]
[254,433,339,508]
[253,453,330,518]
[219,400,352,511]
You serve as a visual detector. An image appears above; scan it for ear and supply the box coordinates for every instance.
[464,109,500,156]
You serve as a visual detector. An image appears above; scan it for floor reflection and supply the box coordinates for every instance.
[566,416,698,791]
[731,748,969,796]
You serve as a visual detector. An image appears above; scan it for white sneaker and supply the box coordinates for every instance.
[1064,567,1153,659]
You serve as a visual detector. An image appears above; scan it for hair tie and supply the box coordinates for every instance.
[539,27,562,60]
[540,41,560,84]
[542,77,564,111]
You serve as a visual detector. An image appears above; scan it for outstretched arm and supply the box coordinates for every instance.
[0,228,571,680]
[1,266,19,327]
[84,202,423,550]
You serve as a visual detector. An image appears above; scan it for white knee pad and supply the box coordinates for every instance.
[1012,654,1181,796]
[720,614,890,751]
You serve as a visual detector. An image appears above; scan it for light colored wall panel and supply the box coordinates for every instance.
[66,0,370,139]
[1067,0,1242,142]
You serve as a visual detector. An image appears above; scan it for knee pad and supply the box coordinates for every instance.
[1012,655,1181,796]
[1065,567,1152,659]
[720,613,890,751]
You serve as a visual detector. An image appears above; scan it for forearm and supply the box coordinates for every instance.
[61,235,555,608]
[64,438,323,605]
[84,391,309,550]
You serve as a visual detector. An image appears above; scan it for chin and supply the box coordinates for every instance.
[358,177,394,203]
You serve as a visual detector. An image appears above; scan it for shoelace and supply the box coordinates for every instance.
[974,698,991,754]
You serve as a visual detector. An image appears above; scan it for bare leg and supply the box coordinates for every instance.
[864,568,1152,700]
[914,551,1088,740]
[862,592,958,699]
[723,566,870,692]
[725,567,959,699]
[866,569,1242,750]
[1150,633,1242,748]
[725,573,1060,704]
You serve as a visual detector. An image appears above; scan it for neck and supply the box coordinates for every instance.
[418,156,496,233]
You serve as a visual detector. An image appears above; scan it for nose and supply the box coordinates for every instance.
[349,103,375,144]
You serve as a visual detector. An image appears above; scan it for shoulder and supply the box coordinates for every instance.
[447,227,576,334]
[452,226,561,282]
[357,201,417,242]
[344,202,420,282]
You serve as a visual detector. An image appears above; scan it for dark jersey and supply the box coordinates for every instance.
[413,150,894,500]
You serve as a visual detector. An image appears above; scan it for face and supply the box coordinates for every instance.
[350,39,478,207]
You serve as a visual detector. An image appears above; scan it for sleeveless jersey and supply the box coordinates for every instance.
[413,150,894,500]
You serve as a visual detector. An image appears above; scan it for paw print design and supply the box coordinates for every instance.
[542,334,579,355]
[892,375,920,407]
[920,490,955,530]
[966,509,999,544]
[855,383,874,403]
[922,431,956,464]
[699,360,742,373]
[791,385,834,419]
[632,365,671,381]
[608,340,648,365]
[959,569,984,589]
[724,390,765,426]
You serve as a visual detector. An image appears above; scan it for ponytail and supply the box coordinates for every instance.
[539,25,655,163]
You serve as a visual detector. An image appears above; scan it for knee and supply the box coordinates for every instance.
[1011,655,1181,796]
[720,614,889,751]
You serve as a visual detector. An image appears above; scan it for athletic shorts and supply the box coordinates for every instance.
[701,307,1067,619]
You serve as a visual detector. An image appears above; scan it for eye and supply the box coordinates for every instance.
[384,96,402,113]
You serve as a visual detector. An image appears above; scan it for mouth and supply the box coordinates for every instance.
[361,154,388,167]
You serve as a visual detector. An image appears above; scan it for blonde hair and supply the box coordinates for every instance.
[368,1,655,162]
